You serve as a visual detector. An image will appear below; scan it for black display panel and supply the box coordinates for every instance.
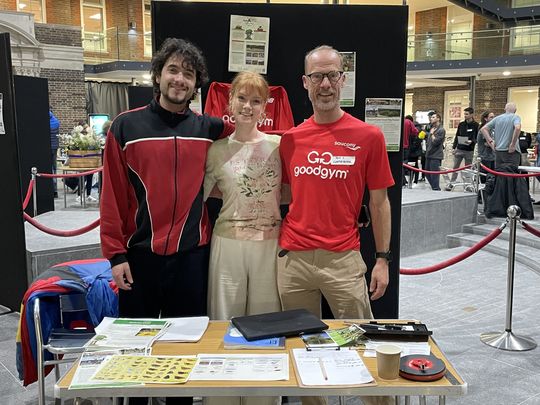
[153,2,407,318]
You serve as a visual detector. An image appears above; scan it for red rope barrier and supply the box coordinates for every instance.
[522,222,540,238]
[22,179,34,210]
[403,163,473,175]
[400,225,505,275]
[480,164,540,178]
[37,167,103,178]
[23,212,100,236]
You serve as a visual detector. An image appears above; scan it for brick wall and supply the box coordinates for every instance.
[45,0,75,26]
[35,23,82,47]
[106,0,144,60]
[472,14,507,59]
[415,7,447,61]
[412,85,469,116]
[41,68,86,134]
[0,0,16,10]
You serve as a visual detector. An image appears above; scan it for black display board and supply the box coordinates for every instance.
[128,85,153,110]
[0,34,28,312]
[153,2,407,318]
[14,75,54,216]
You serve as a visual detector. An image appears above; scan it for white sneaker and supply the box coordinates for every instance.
[75,196,82,203]
[86,195,98,202]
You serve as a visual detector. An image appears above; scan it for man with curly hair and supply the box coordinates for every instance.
[100,39,232,404]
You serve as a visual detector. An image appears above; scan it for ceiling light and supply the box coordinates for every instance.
[502,71,511,76]
[406,82,413,87]
[142,80,150,85]
[19,3,27,9]
[142,73,151,80]
[89,13,101,20]
[408,25,414,30]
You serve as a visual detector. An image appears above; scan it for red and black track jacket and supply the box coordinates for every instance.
[100,99,233,267]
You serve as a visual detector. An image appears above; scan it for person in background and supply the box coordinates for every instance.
[481,102,521,170]
[518,130,532,166]
[407,119,423,186]
[403,115,418,187]
[204,71,282,405]
[446,107,478,191]
[477,111,495,184]
[74,121,97,203]
[425,113,445,191]
[49,108,60,198]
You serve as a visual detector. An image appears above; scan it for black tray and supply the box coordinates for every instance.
[359,321,432,341]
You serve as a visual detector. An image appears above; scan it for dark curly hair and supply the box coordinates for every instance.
[150,38,209,99]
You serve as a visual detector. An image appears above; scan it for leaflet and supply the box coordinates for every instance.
[362,340,431,357]
[87,317,170,351]
[292,348,373,386]
[156,316,209,343]
[92,355,198,384]
[69,349,145,389]
[190,353,289,381]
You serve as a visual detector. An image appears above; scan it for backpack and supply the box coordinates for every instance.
[408,135,422,158]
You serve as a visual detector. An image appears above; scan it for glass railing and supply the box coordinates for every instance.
[82,26,540,65]
[83,27,152,65]
[408,26,540,62]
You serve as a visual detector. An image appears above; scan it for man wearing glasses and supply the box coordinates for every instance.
[278,46,394,391]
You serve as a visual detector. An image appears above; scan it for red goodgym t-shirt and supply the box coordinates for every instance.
[279,112,395,251]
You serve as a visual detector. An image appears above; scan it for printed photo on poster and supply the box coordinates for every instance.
[365,98,403,152]
[339,52,356,108]
[229,15,270,74]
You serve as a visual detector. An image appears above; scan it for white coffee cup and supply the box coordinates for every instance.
[376,344,402,380]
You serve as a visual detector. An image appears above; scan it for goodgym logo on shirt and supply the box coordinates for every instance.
[293,151,354,179]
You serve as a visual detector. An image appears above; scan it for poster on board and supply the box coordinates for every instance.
[365,98,403,152]
[228,15,270,74]
[339,52,356,108]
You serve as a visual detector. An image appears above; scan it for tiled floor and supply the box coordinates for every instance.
[3,176,540,404]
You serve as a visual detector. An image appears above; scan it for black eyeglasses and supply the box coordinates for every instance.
[306,71,344,84]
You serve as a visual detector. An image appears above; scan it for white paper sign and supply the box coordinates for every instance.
[229,15,270,74]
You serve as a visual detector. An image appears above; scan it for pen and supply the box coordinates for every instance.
[318,357,328,381]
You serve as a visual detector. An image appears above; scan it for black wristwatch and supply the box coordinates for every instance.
[375,251,392,263]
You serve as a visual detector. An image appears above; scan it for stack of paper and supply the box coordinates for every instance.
[190,354,289,381]
[157,316,209,342]
[86,317,170,352]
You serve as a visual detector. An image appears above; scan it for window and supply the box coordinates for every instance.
[143,0,152,57]
[510,25,540,53]
[81,0,106,52]
[17,0,45,23]
[508,87,539,133]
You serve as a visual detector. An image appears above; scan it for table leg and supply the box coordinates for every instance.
[404,397,410,405]
[419,395,427,405]
[438,396,446,405]
[63,176,67,208]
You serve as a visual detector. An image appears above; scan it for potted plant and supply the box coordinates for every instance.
[61,124,105,168]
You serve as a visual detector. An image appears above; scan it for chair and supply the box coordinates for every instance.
[33,293,96,405]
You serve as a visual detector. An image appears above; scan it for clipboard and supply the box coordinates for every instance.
[291,348,377,387]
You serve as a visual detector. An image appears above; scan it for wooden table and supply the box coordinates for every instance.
[57,165,102,208]
[55,320,467,403]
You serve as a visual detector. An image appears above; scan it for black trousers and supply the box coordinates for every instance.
[120,245,210,405]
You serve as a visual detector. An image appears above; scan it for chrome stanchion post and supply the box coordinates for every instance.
[31,167,37,216]
[475,157,481,223]
[480,205,537,351]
